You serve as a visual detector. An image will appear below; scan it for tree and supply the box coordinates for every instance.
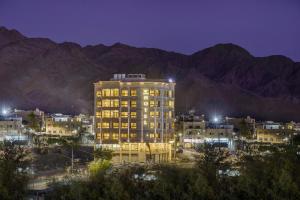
[27,112,41,132]
[0,143,29,200]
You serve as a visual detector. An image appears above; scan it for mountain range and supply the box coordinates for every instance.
[0,26,300,121]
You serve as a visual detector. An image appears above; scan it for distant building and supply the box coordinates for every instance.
[45,114,79,136]
[256,121,290,144]
[176,114,235,149]
[0,115,25,142]
[94,74,175,163]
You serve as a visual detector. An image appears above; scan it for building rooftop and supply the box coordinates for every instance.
[96,73,175,83]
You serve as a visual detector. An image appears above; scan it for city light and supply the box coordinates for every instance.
[168,78,173,83]
[213,117,219,123]
[1,108,8,116]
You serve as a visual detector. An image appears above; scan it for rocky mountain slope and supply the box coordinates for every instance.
[0,27,299,121]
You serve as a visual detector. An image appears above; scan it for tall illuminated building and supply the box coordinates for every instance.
[94,74,175,163]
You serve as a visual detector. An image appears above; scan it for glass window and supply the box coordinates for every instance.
[150,89,155,96]
[130,112,136,118]
[111,99,119,107]
[121,101,128,107]
[103,133,110,139]
[155,90,160,96]
[111,110,119,118]
[113,122,119,129]
[102,100,111,107]
[130,89,137,96]
[112,133,119,140]
[131,123,137,129]
[121,112,128,118]
[102,110,110,118]
[144,101,149,106]
[112,89,119,96]
[101,122,110,128]
[150,101,155,107]
[96,101,102,108]
[96,91,102,97]
[168,100,174,108]
[143,89,149,95]
[131,133,137,138]
[102,89,111,97]
[131,101,137,108]
[168,90,173,97]
[121,133,128,138]
[150,122,155,129]
[96,112,101,118]
[121,90,128,96]
[121,123,128,129]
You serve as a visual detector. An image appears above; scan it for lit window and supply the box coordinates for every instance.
[121,112,128,118]
[130,89,137,96]
[96,134,101,139]
[150,122,155,129]
[121,133,127,138]
[121,123,128,129]
[112,133,119,140]
[131,133,137,138]
[96,101,102,108]
[149,133,155,138]
[131,123,137,129]
[144,120,148,125]
[150,101,155,107]
[131,101,137,108]
[150,89,155,96]
[150,111,159,117]
[144,114,148,119]
[121,89,128,96]
[164,91,168,97]
[111,99,119,107]
[130,112,136,118]
[102,89,111,97]
[144,101,149,106]
[121,101,128,107]
[111,89,119,96]
[144,96,149,100]
[97,123,101,128]
[168,90,173,97]
[113,122,119,128]
[102,100,111,107]
[169,111,172,118]
[101,122,110,128]
[96,112,101,118]
[96,91,102,97]
[111,110,119,118]
[168,100,174,108]
[103,133,110,139]
[143,89,149,95]
[102,110,110,118]
[155,90,160,96]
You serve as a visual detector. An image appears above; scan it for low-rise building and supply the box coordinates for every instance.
[45,114,80,136]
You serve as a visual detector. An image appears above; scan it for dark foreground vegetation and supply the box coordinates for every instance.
[45,147,300,200]
[1,143,300,200]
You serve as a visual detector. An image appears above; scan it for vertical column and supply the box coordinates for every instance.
[161,88,164,143]
[127,87,130,143]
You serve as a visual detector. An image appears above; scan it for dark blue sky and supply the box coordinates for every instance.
[1,0,300,61]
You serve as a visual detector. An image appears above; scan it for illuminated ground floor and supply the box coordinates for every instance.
[96,142,173,163]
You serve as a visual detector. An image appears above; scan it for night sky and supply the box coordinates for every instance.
[1,0,300,61]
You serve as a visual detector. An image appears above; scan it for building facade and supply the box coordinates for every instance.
[94,74,175,163]
[45,114,80,136]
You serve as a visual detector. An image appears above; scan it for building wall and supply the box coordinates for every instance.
[94,80,175,144]
[45,117,77,136]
